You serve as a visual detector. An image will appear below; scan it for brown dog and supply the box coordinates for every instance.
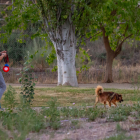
[94,85,123,108]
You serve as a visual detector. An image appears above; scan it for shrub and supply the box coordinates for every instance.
[20,69,35,105]
[107,105,132,122]
[42,98,60,130]
[4,85,17,110]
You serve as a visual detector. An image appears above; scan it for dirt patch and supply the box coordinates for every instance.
[26,117,140,140]
[27,119,117,140]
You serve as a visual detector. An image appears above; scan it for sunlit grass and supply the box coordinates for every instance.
[1,86,140,107]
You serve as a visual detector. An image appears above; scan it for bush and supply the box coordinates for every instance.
[107,105,132,122]
[42,98,60,130]
[4,85,17,110]
[20,69,35,105]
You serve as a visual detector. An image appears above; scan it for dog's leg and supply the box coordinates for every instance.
[108,102,111,107]
[112,102,117,107]
[94,97,98,108]
[104,101,106,109]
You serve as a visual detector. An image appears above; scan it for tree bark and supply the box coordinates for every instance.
[52,17,78,87]
[57,54,63,86]
[62,45,78,87]
[101,25,115,83]
[104,53,114,83]
[101,25,131,83]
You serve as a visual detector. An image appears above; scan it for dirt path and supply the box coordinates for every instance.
[27,118,139,140]
[6,83,134,89]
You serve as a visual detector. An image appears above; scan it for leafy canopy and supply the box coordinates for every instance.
[0,0,104,42]
[0,0,104,69]
[88,0,140,51]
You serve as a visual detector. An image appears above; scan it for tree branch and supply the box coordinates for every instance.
[84,31,102,41]
[122,34,133,43]
[57,7,62,23]
[116,38,120,47]
[76,0,100,36]
[37,0,55,41]
[32,0,39,9]
[115,34,133,57]
[100,24,113,53]
[111,10,117,16]
[115,24,130,55]
[123,24,128,36]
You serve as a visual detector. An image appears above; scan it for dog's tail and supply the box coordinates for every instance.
[95,85,103,96]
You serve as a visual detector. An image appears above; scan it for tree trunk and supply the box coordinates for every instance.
[101,26,126,83]
[101,26,115,83]
[62,45,78,87]
[52,17,78,87]
[57,54,63,86]
[104,53,114,83]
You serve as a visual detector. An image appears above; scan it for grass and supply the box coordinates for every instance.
[1,85,140,140]
[1,86,140,107]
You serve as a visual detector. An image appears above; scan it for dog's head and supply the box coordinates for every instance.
[116,94,123,103]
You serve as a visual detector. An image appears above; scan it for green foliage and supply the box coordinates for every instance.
[73,0,104,39]
[0,33,26,64]
[60,106,106,121]
[89,0,140,51]
[0,0,106,76]
[15,107,44,133]
[45,46,56,65]
[76,47,91,72]
[52,65,58,72]
[0,0,104,45]
[132,103,140,117]
[86,107,106,121]
[1,85,140,139]
[25,37,56,70]
[0,87,45,140]
[42,98,60,130]
[107,105,131,122]
[61,107,83,118]
[79,47,90,61]
[71,120,80,129]
[19,67,35,105]
[0,106,45,139]
[4,85,17,110]
[0,129,8,140]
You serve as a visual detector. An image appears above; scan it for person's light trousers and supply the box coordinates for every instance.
[0,72,6,99]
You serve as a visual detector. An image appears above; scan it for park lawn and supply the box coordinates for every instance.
[1,86,140,107]
[1,85,140,140]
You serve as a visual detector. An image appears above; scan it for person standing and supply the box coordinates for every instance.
[0,51,7,110]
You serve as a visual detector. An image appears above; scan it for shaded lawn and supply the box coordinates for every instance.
[1,86,140,107]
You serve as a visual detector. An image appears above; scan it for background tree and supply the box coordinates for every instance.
[1,0,103,86]
[88,0,140,82]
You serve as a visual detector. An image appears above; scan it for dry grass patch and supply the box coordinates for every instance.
[34,88,95,107]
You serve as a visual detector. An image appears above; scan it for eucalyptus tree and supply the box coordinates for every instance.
[89,0,140,82]
[1,0,103,86]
